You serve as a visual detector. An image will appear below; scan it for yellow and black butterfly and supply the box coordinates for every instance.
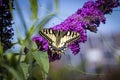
[39,28,80,54]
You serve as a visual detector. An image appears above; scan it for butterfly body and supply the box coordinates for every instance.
[39,29,80,54]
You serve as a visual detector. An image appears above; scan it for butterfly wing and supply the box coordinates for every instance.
[39,29,59,54]
[39,29,56,44]
[39,29,80,54]
[60,31,80,46]
[57,31,80,54]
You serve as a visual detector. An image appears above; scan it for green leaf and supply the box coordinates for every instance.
[20,63,29,80]
[2,65,22,80]
[30,0,38,19]
[9,0,14,18]
[24,25,35,42]
[4,53,21,68]
[31,42,38,50]
[24,49,35,64]
[31,51,49,75]
[15,54,26,62]
[0,42,3,56]
[15,26,23,45]
[54,0,59,13]
[31,64,46,80]
[24,20,37,42]
[4,53,13,61]
[23,40,38,55]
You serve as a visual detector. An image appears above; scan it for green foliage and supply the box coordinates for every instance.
[0,42,3,57]
[0,0,59,80]
[32,51,49,75]
[2,64,22,80]
[54,0,59,13]
[19,63,29,79]
[30,0,38,19]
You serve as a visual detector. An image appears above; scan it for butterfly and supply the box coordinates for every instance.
[39,28,80,54]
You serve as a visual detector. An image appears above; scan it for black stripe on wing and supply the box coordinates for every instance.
[39,29,53,43]
[65,31,80,44]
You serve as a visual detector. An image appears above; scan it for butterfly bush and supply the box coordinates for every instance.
[33,0,120,62]
[0,0,14,51]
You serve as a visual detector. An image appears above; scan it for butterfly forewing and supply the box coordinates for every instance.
[61,31,80,45]
[39,29,56,44]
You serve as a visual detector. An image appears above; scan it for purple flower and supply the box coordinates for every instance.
[0,0,14,51]
[32,0,120,62]
[95,0,120,14]
[68,41,80,55]
[32,36,49,51]
[78,0,106,27]
[52,13,87,55]
[52,13,87,43]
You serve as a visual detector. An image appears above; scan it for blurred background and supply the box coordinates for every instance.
[11,0,120,80]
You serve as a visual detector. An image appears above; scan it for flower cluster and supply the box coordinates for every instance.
[95,0,120,14]
[77,1,106,32]
[0,0,14,51]
[33,0,120,62]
